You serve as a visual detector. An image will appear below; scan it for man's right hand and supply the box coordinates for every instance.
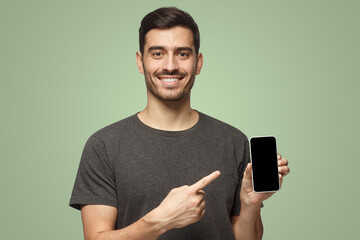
[145,171,221,232]
[81,171,221,240]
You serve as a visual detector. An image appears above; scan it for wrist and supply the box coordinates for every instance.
[241,201,262,212]
[142,207,170,236]
[240,195,262,211]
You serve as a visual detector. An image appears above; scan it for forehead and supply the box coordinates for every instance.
[144,26,194,51]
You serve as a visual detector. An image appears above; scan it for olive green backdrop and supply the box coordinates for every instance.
[1,0,359,239]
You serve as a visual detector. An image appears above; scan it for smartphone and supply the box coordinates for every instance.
[249,136,280,192]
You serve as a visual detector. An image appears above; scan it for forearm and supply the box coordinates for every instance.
[232,203,263,240]
[90,209,167,240]
[84,172,221,240]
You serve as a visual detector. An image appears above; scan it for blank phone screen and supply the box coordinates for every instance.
[250,136,279,192]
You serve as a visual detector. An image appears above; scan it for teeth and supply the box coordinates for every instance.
[161,78,178,82]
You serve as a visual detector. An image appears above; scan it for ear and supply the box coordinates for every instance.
[195,53,203,75]
[136,51,144,74]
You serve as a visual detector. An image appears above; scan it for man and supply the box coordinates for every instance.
[69,7,290,240]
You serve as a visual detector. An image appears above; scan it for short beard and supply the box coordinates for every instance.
[146,78,193,102]
[143,64,195,102]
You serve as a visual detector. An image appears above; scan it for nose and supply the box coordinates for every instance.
[163,54,179,72]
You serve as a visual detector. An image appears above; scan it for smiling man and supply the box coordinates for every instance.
[69,7,289,240]
[138,27,200,102]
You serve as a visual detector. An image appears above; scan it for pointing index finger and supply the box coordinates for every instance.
[190,171,221,192]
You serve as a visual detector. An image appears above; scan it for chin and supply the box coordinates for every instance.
[155,91,191,102]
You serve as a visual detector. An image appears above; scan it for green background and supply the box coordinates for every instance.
[1,0,359,239]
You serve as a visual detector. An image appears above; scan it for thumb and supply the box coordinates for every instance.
[244,163,252,180]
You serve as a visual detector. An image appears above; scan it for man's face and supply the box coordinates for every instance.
[136,26,203,102]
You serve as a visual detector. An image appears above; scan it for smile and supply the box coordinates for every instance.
[157,76,184,83]
[161,78,179,82]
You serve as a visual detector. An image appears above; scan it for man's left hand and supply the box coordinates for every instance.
[240,154,290,207]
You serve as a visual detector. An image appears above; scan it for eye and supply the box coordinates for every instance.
[178,52,190,58]
[152,51,163,58]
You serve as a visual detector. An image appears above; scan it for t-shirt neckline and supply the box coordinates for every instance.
[132,110,205,137]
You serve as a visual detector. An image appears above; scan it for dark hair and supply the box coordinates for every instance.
[139,7,200,55]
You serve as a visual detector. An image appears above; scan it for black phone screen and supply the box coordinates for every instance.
[250,136,279,192]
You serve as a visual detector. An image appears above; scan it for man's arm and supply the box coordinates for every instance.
[81,205,164,240]
[80,171,221,240]
[232,154,289,240]
[231,205,263,240]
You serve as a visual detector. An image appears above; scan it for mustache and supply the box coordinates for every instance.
[155,70,186,77]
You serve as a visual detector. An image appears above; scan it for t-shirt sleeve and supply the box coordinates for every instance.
[69,135,117,210]
[231,139,250,216]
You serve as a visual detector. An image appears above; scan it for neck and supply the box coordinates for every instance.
[137,92,199,131]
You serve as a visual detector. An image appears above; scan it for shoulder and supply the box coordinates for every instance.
[87,114,138,144]
[199,111,249,144]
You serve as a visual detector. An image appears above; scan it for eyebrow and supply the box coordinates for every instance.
[176,47,193,53]
[147,46,193,53]
[148,46,165,52]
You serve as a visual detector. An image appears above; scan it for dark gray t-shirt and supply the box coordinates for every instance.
[69,112,250,240]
